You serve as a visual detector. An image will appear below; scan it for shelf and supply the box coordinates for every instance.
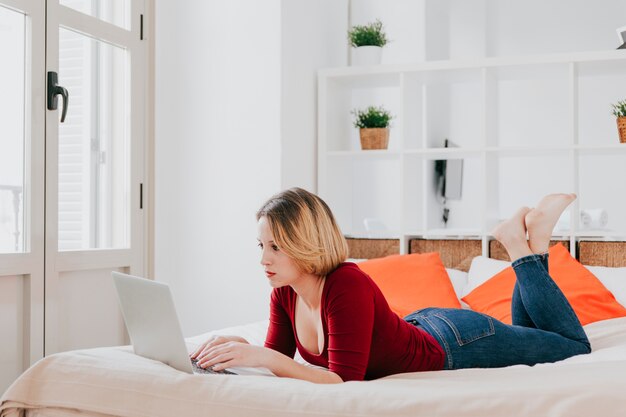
[486,146,574,157]
[327,145,626,156]
[319,50,626,80]
[489,61,571,80]
[344,232,402,240]
[574,144,626,154]
[484,233,573,240]
[577,58,626,77]
[574,230,624,238]
[575,234,626,241]
[418,229,483,238]
[319,47,626,256]
[407,148,484,159]
[324,72,400,89]
[405,67,483,85]
[326,150,402,158]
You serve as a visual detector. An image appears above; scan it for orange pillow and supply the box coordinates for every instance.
[357,252,461,318]
[462,243,626,326]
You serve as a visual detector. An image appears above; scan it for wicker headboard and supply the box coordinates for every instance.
[346,238,626,271]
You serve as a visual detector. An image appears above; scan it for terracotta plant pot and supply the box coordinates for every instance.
[617,117,626,143]
[359,128,389,150]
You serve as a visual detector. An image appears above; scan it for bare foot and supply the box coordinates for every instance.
[491,206,533,262]
[525,193,577,254]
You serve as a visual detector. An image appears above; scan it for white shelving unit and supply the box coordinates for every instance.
[318,50,626,256]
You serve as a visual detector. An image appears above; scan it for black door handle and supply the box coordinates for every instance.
[47,71,69,123]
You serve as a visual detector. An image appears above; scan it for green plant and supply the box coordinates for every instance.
[352,106,393,129]
[612,100,626,117]
[348,20,388,48]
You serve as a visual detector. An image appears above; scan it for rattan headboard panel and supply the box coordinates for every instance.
[346,238,400,260]
[489,240,570,262]
[346,238,625,268]
[409,239,482,272]
[578,241,626,267]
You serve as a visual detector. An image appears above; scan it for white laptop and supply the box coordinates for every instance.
[112,271,235,375]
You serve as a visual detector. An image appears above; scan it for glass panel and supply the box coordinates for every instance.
[59,0,130,30]
[58,28,130,250]
[0,6,26,253]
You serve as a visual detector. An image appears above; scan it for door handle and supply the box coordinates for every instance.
[47,71,69,123]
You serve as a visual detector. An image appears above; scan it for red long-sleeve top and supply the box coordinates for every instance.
[264,262,445,381]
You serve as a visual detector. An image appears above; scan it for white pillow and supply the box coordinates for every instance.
[445,267,470,309]
[585,265,626,308]
[346,258,368,263]
[445,267,468,300]
[464,256,511,297]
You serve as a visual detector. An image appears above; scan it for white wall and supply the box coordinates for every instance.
[484,0,626,58]
[155,0,282,336]
[155,0,348,336]
[281,0,349,190]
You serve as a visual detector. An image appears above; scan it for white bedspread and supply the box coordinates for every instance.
[3,317,626,417]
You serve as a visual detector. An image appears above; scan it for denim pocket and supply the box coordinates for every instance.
[433,310,495,346]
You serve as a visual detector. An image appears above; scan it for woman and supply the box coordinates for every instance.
[190,188,591,383]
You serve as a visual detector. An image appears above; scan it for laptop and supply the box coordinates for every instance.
[112,271,236,375]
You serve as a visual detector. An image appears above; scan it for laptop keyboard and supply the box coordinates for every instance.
[191,358,236,375]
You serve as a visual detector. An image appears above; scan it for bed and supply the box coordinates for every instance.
[2,239,626,417]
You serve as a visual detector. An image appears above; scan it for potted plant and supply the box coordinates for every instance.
[348,19,388,66]
[352,106,394,150]
[611,99,626,143]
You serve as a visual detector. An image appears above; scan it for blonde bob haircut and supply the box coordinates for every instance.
[256,187,348,277]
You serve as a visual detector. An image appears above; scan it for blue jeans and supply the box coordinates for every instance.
[404,253,591,370]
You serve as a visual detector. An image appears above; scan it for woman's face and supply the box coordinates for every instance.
[257,216,303,288]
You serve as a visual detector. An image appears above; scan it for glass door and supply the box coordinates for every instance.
[45,0,146,354]
[0,0,147,393]
[0,0,45,394]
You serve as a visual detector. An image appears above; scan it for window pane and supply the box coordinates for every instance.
[0,6,25,254]
[59,0,130,30]
[58,28,130,251]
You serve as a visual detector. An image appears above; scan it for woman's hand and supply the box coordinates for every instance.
[196,341,272,371]
[190,335,248,361]
[190,334,343,383]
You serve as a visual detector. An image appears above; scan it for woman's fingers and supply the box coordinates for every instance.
[198,342,229,363]
[197,338,232,361]
[191,335,232,359]
[196,343,268,370]
[191,337,217,358]
[198,342,240,368]
[200,352,231,369]
[190,339,211,359]
[212,359,236,371]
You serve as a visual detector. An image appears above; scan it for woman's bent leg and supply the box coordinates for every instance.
[512,253,589,347]
[511,282,535,328]
[407,307,590,370]
[511,253,548,328]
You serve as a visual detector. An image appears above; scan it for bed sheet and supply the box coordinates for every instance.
[3,317,626,417]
